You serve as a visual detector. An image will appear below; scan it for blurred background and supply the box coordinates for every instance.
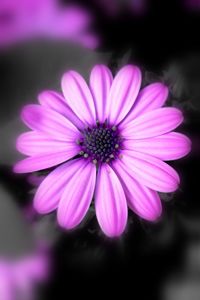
[0,0,200,299]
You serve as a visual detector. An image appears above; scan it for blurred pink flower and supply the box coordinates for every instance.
[0,0,98,49]
[14,64,191,237]
[0,248,49,300]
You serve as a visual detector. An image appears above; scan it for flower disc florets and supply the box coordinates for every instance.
[78,121,122,163]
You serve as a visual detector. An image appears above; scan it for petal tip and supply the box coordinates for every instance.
[20,105,29,122]
[13,163,21,174]
[33,195,55,215]
[38,90,52,105]
[119,64,141,77]
[182,136,192,157]
[102,226,126,238]
[174,107,184,122]
[152,205,162,221]
[61,70,74,88]
[57,215,74,230]
[61,70,76,83]
[170,181,180,192]
[158,83,169,99]
[33,199,44,215]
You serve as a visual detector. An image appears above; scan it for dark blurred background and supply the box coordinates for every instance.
[0,0,200,299]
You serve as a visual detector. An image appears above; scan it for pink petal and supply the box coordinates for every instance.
[119,150,180,192]
[112,161,162,221]
[57,161,96,229]
[95,164,127,237]
[13,147,78,173]
[0,262,13,300]
[13,254,48,283]
[34,159,84,214]
[16,131,78,156]
[124,132,191,161]
[89,65,113,123]
[45,6,93,43]
[61,70,96,125]
[121,82,168,127]
[21,104,80,141]
[38,90,84,129]
[106,65,141,125]
[120,107,183,139]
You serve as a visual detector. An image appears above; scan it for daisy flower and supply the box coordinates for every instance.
[14,65,191,237]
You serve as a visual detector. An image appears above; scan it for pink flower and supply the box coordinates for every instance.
[14,65,191,238]
[0,0,97,49]
[0,250,49,300]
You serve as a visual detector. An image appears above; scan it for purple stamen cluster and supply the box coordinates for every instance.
[79,122,122,163]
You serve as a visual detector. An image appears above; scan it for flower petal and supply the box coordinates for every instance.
[120,107,183,139]
[123,132,191,161]
[0,263,13,300]
[34,159,84,214]
[95,164,127,237]
[112,161,162,221]
[119,150,180,192]
[38,90,84,129]
[89,65,113,123]
[16,131,78,156]
[61,70,96,125]
[121,83,168,127]
[57,160,96,229]
[13,146,78,173]
[107,65,141,125]
[21,104,80,141]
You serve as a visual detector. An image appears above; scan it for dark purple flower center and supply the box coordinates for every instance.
[78,122,122,164]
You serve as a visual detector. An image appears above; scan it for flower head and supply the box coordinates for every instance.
[14,65,191,237]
